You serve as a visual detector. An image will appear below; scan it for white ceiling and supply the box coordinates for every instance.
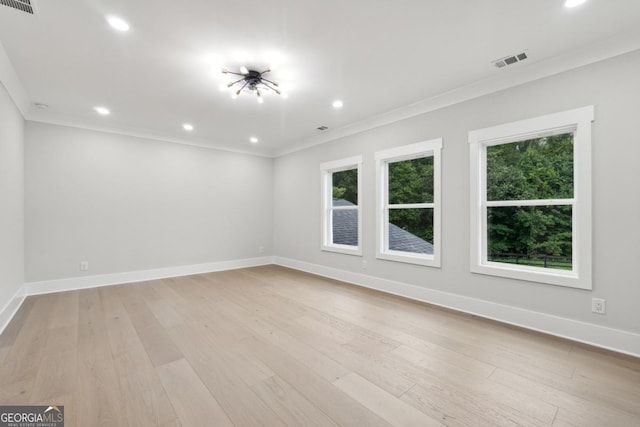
[1,0,640,156]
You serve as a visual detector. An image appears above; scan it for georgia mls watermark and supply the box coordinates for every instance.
[0,406,64,427]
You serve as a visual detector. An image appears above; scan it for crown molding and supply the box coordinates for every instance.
[273,28,640,158]
[25,111,273,158]
[0,40,30,115]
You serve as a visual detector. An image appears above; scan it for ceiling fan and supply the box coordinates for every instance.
[222,66,281,103]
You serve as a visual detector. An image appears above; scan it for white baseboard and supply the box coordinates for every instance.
[1,256,274,335]
[25,256,275,296]
[0,285,27,336]
[273,256,640,358]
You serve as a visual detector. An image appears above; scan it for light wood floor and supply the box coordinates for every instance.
[1,266,639,426]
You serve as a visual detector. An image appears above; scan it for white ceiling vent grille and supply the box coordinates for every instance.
[493,51,528,69]
[0,0,35,14]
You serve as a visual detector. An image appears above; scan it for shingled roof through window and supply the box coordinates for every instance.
[332,199,433,254]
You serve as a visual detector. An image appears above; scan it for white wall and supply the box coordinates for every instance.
[25,122,273,282]
[274,50,640,335]
[0,82,24,308]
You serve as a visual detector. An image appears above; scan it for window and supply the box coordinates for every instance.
[320,156,362,255]
[469,106,593,289]
[375,139,442,267]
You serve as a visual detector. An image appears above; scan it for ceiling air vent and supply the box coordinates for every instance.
[0,0,35,14]
[317,126,329,131]
[493,51,528,69]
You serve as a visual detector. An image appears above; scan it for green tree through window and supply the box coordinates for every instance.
[388,157,434,243]
[332,169,358,204]
[486,133,574,270]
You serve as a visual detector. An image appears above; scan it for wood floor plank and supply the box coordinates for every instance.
[75,288,130,427]
[0,294,56,388]
[491,367,640,425]
[334,372,442,427]
[0,346,9,366]
[31,325,78,402]
[48,291,79,329]
[553,406,640,427]
[157,359,233,427]
[167,323,287,427]
[322,305,497,377]
[240,335,394,427]
[283,313,418,397]
[401,381,546,427]
[295,315,355,344]
[122,298,183,367]
[178,314,276,388]
[399,383,500,427]
[304,307,405,352]
[0,378,34,405]
[102,288,178,426]
[147,299,183,329]
[216,305,349,382]
[251,375,340,427]
[0,297,35,349]
[569,342,640,373]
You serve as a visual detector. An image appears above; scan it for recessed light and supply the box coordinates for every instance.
[94,106,110,115]
[107,16,130,32]
[250,137,259,144]
[564,0,586,8]
[332,100,344,109]
[183,123,194,131]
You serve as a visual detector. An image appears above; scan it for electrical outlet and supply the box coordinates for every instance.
[80,261,89,271]
[591,298,606,314]
[259,246,265,254]
[362,260,367,270]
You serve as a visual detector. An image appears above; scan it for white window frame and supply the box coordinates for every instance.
[469,106,594,289]
[375,138,442,267]
[320,155,363,256]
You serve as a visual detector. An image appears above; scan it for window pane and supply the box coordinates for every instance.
[388,208,433,254]
[332,169,358,205]
[487,205,572,270]
[388,157,433,204]
[333,209,358,246]
[487,133,574,201]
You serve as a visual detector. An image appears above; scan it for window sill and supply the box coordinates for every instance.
[376,251,440,268]
[322,245,363,257]
[471,262,590,289]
